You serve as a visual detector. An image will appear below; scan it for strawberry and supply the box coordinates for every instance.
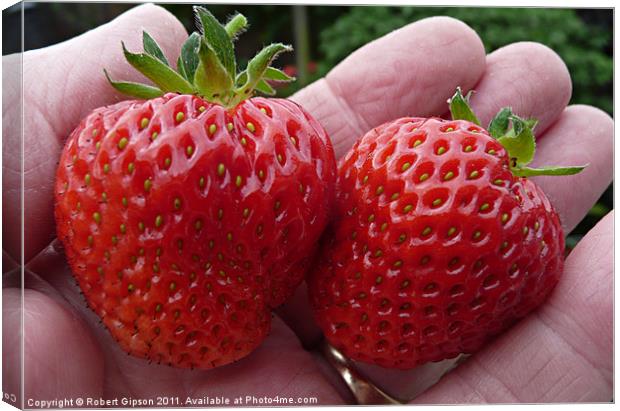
[308,89,584,369]
[54,7,336,369]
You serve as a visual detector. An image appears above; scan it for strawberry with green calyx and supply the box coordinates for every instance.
[308,88,585,369]
[105,8,293,106]
[55,7,336,369]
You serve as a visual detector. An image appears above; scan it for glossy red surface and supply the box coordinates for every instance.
[309,117,564,369]
[55,93,337,368]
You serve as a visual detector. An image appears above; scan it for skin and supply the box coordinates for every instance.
[2,4,612,405]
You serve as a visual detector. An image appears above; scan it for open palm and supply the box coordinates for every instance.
[3,5,612,406]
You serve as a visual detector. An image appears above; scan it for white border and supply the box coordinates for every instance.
[0,1,616,411]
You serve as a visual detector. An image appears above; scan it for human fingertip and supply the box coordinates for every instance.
[111,3,188,53]
[401,16,486,99]
[406,16,485,60]
[495,41,572,110]
[563,104,613,135]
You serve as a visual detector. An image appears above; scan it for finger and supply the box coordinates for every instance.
[529,105,613,233]
[468,42,572,134]
[3,288,105,404]
[291,16,486,159]
[411,212,613,403]
[7,4,188,263]
[2,54,22,265]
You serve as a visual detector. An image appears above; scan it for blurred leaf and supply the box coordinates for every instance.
[565,234,583,250]
[588,202,610,218]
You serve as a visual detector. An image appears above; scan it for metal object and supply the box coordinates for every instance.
[321,340,404,405]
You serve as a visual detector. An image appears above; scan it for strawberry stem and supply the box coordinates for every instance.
[104,6,294,109]
[449,87,480,125]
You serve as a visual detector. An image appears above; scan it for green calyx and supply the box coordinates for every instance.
[448,88,587,177]
[105,6,294,109]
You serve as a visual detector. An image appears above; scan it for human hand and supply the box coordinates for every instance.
[3,4,612,406]
[285,11,613,403]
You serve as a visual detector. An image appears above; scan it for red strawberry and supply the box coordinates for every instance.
[54,8,336,369]
[308,89,584,369]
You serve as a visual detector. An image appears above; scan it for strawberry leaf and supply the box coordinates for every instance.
[177,56,187,80]
[234,68,294,96]
[235,70,247,87]
[104,70,164,99]
[122,42,194,94]
[524,118,539,130]
[264,67,295,82]
[512,165,588,177]
[238,43,292,96]
[255,79,276,96]
[194,38,233,100]
[497,115,536,167]
[179,32,201,83]
[195,6,236,79]
[488,107,512,139]
[142,31,168,66]
[449,87,480,125]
